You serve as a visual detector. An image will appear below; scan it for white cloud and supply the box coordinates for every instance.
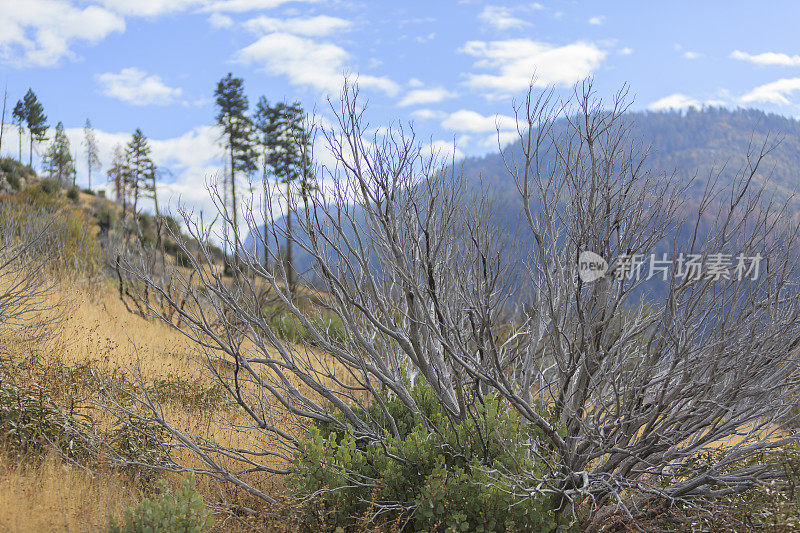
[479,6,529,30]
[0,0,324,68]
[588,16,605,26]
[244,15,351,37]
[410,109,446,121]
[461,39,606,96]
[740,78,800,105]
[236,33,399,96]
[407,78,425,88]
[683,51,702,60]
[440,110,517,132]
[201,0,319,13]
[731,50,800,67]
[398,87,457,107]
[422,140,464,161]
[99,0,319,16]
[208,12,234,29]
[478,130,518,150]
[96,68,183,106]
[97,0,199,17]
[647,93,702,111]
[0,0,125,67]
[619,47,633,55]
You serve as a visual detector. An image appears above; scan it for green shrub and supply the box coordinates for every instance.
[96,205,117,234]
[82,188,95,195]
[39,177,61,196]
[109,474,214,533]
[107,414,170,482]
[0,157,31,191]
[66,185,80,201]
[0,358,96,460]
[291,379,560,532]
[5,172,20,191]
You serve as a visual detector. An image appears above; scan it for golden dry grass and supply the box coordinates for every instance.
[0,278,293,531]
[0,453,137,533]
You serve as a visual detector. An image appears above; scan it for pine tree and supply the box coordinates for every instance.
[107,144,128,217]
[214,73,257,269]
[12,100,24,164]
[43,121,74,186]
[22,89,47,168]
[83,118,101,191]
[253,98,313,292]
[125,128,155,220]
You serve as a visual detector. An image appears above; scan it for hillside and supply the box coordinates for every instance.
[462,106,800,211]
[250,107,800,278]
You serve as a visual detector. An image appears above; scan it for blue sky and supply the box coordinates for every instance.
[2,0,800,214]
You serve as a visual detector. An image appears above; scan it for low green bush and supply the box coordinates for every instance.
[66,185,80,201]
[5,172,20,191]
[0,358,96,460]
[291,378,561,532]
[96,205,117,234]
[39,177,60,196]
[0,157,32,191]
[109,474,214,533]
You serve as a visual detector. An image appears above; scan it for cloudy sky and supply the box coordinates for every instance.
[1,0,799,216]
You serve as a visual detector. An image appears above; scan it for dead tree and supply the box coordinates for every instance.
[108,81,800,527]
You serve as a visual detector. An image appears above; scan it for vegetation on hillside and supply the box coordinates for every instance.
[5,80,800,533]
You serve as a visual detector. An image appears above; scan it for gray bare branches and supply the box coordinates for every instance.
[109,80,800,527]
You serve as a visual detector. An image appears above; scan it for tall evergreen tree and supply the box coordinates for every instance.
[107,144,128,218]
[43,121,74,186]
[253,98,313,292]
[83,118,101,190]
[11,100,24,163]
[22,89,47,168]
[214,73,257,268]
[125,128,155,219]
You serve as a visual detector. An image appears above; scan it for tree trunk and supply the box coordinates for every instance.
[286,179,294,296]
[29,135,33,167]
[262,165,271,268]
[230,144,239,274]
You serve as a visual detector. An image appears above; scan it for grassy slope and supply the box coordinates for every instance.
[0,277,293,532]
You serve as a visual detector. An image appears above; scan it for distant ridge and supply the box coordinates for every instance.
[246,107,800,276]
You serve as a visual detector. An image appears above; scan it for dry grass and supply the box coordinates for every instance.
[0,278,295,531]
[39,278,200,380]
[0,452,136,533]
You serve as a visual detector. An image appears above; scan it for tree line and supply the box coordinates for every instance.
[1,76,312,292]
[214,72,313,291]
[0,87,101,192]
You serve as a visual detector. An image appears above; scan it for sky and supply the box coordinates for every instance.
[2,0,800,219]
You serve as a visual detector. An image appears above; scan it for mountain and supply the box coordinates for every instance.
[245,107,800,279]
[460,107,800,211]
